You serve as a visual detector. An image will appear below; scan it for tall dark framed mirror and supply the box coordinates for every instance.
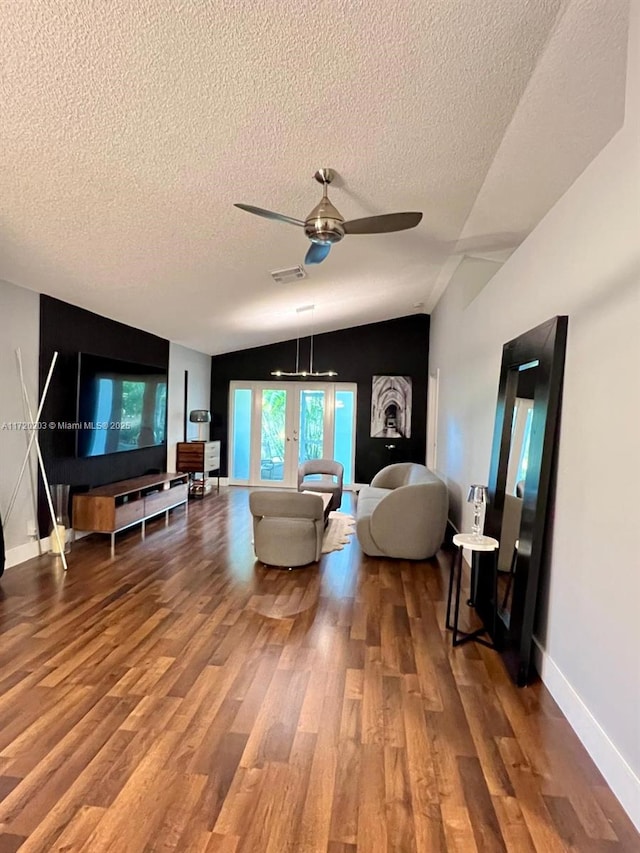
[477,316,568,686]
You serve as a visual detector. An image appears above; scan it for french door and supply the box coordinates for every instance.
[229,381,356,487]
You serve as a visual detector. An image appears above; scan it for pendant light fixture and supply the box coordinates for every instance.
[271,305,338,378]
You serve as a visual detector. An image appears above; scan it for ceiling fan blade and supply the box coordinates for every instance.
[304,243,332,265]
[343,212,423,235]
[234,204,304,228]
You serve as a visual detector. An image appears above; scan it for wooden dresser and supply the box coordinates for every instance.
[176,440,221,497]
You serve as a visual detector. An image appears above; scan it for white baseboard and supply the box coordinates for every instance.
[533,637,640,832]
[4,530,91,571]
[5,538,43,569]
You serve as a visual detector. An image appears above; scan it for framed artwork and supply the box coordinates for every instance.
[370,375,412,438]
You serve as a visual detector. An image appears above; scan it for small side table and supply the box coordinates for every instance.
[176,441,221,499]
[446,533,499,648]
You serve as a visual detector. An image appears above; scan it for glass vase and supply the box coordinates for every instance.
[49,484,71,555]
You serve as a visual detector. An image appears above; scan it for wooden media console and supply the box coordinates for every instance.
[73,472,188,556]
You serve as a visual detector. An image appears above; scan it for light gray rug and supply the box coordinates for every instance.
[321,512,356,554]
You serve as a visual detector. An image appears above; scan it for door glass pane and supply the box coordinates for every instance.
[299,389,325,466]
[334,389,355,484]
[261,389,286,481]
[231,388,252,480]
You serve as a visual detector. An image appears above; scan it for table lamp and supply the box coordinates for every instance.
[467,484,488,538]
[189,409,211,441]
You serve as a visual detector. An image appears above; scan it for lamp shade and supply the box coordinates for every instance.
[189,409,211,424]
[467,484,488,504]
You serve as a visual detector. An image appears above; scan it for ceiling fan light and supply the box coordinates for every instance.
[304,195,345,245]
[304,219,345,244]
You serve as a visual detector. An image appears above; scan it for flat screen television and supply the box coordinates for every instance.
[76,353,168,458]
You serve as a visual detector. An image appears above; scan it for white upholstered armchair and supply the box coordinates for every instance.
[249,490,325,568]
[297,459,344,511]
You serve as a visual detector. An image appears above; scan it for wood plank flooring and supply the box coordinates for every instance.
[0,488,637,852]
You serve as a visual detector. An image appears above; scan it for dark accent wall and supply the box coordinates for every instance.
[211,314,430,484]
[38,296,169,529]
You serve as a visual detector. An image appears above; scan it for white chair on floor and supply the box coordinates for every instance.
[249,490,325,568]
[297,459,344,512]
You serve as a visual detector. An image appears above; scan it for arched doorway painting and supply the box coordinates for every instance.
[371,375,412,438]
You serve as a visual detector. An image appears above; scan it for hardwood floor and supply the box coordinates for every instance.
[0,488,636,852]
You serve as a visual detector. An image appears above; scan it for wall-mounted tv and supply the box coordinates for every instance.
[76,353,168,458]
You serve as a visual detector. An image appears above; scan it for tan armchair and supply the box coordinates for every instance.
[297,459,344,511]
[249,490,325,568]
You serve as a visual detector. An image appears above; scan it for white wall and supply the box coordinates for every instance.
[167,342,212,472]
[0,280,41,565]
[429,7,640,828]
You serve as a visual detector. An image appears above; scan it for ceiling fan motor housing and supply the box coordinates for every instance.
[304,197,345,245]
[234,168,423,263]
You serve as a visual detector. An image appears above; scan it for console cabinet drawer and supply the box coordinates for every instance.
[114,501,146,530]
[145,483,188,515]
[204,449,220,469]
[74,494,146,532]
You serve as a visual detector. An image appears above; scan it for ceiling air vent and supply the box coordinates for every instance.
[270,265,307,284]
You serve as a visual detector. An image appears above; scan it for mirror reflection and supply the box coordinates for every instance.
[496,361,538,626]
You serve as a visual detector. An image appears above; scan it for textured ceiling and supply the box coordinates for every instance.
[0,0,628,354]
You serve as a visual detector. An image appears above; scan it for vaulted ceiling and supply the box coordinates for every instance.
[0,0,629,354]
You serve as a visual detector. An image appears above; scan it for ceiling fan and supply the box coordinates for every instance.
[234,168,423,265]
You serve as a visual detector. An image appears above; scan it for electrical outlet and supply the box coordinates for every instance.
[27,520,38,538]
